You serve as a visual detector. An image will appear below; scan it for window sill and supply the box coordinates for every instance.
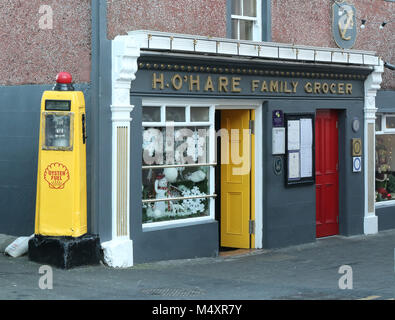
[375,200,395,208]
[142,216,216,232]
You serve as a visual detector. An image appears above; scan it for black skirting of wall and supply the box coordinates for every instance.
[28,234,101,269]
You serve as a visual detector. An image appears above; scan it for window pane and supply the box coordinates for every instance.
[166,107,185,122]
[143,126,209,166]
[376,115,382,131]
[386,116,395,129]
[243,0,256,17]
[143,106,161,122]
[142,166,211,223]
[191,107,209,122]
[231,19,239,39]
[142,127,165,166]
[375,134,395,202]
[232,0,241,15]
[174,127,209,164]
[239,20,253,40]
[44,113,72,149]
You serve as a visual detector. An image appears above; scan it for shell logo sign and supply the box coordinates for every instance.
[44,162,70,189]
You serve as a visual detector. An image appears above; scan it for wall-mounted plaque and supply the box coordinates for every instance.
[273,156,283,176]
[332,1,357,49]
[352,118,360,133]
[353,156,362,172]
[352,138,362,156]
[272,110,284,127]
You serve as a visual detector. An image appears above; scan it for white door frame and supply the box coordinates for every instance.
[215,100,263,249]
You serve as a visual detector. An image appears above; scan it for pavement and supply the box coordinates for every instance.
[0,234,17,253]
[1,230,395,300]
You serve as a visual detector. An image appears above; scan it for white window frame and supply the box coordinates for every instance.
[231,0,262,41]
[375,113,395,208]
[142,100,216,231]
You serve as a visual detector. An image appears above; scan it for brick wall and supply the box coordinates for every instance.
[1,1,392,88]
[107,0,227,39]
[272,0,394,89]
[0,0,91,85]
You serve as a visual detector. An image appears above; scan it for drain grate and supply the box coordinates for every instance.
[140,287,204,297]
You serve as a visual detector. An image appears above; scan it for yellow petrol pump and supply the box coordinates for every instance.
[35,72,87,237]
[29,72,99,269]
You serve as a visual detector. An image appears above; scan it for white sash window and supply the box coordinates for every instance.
[231,0,262,41]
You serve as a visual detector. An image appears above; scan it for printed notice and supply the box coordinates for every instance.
[287,120,300,151]
[288,151,300,179]
[300,118,313,178]
[272,127,285,155]
[300,118,313,147]
[300,147,312,177]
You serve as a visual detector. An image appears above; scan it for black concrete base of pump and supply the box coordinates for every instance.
[28,234,101,269]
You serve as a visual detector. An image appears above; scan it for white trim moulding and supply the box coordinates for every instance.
[128,30,380,67]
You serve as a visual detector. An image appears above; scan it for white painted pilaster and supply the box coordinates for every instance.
[363,60,384,235]
[102,35,140,268]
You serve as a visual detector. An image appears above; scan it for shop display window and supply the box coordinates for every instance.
[375,114,395,205]
[142,103,215,224]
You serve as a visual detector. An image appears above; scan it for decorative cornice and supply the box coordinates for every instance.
[364,60,384,118]
[365,61,384,98]
[138,62,368,80]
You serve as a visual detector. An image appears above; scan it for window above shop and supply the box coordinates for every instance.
[375,114,395,207]
[228,0,270,41]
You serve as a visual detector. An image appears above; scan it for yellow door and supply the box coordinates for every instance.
[220,109,254,249]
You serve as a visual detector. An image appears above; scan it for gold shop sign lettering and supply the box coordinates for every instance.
[151,73,353,96]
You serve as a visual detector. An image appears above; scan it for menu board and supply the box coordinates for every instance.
[285,113,315,186]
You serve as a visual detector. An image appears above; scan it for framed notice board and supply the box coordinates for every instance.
[285,113,315,186]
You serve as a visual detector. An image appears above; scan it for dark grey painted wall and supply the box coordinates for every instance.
[376,89,395,231]
[377,90,395,112]
[0,83,91,236]
[90,0,113,242]
[263,99,365,248]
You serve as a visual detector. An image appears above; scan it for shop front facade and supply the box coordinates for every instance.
[1,1,393,268]
[102,30,385,266]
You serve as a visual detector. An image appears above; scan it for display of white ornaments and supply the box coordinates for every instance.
[186,170,206,183]
[164,167,178,183]
[143,167,209,222]
[142,128,162,158]
[153,174,168,218]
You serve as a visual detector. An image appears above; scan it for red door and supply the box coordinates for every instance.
[315,110,339,238]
